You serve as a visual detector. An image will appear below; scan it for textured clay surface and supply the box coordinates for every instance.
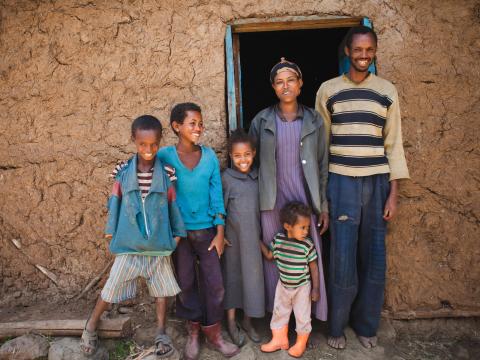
[0,0,479,316]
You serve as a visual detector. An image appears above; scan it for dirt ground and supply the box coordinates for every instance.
[1,294,479,360]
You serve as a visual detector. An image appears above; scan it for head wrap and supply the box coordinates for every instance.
[269,57,303,83]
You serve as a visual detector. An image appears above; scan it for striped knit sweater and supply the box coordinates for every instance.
[315,73,409,180]
[270,233,318,288]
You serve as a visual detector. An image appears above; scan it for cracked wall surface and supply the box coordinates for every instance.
[0,0,479,315]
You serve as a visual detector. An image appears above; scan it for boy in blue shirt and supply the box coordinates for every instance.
[80,115,186,358]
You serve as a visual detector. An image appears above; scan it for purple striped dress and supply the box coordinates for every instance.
[261,114,328,321]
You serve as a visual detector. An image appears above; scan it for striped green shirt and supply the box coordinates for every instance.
[270,233,317,288]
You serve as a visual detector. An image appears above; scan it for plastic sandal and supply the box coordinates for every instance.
[80,327,98,356]
[155,333,176,358]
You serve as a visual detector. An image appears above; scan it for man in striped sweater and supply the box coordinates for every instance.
[315,26,409,350]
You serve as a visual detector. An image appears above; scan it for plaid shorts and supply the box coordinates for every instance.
[101,254,180,303]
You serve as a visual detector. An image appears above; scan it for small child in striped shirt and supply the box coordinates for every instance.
[260,201,320,358]
[80,115,185,358]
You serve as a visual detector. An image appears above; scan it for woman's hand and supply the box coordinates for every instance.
[318,212,329,235]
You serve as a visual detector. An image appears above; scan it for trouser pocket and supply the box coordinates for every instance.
[331,217,357,288]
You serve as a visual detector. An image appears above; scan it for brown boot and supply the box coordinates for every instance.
[201,322,240,357]
[288,332,310,358]
[184,321,200,360]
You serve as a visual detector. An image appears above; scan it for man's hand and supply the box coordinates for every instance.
[311,287,320,302]
[174,236,181,245]
[224,238,232,247]
[318,211,329,235]
[383,180,398,221]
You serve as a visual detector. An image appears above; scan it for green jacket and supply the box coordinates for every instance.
[249,105,329,214]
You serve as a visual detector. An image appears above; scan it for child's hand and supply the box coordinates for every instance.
[104,234,113,239]
[224,238,232,247]
[164,165,177,182]
[174,236,181,245]
[311,287,320,302]
[208,234,225,258]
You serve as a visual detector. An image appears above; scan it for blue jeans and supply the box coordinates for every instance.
[327,173,390,337]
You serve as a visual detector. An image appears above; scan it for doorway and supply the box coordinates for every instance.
[225,17,370,132]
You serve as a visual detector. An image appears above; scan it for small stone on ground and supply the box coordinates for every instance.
[48,337,108,360]
[0,334,49,360]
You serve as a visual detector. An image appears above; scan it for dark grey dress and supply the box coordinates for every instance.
[221,168,265,318]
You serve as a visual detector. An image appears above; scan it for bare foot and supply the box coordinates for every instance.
[357,335,377,349]
[327,335,346,349]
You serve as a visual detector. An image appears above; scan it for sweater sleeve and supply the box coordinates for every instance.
[208,149,226,226]
[221,173,230,217]
[105,180,122,236]
[384,87,410,180]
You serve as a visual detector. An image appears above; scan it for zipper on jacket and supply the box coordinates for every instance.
[142,197,150,238]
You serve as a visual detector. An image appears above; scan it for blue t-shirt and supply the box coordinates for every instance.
[157,145,225,230]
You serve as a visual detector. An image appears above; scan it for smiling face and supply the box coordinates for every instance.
[345,32,377,74]
[133,128,161,163]
[230,141,255,174]
[272,70,303,104]
[284,215,311,241]
[172,110,204,145]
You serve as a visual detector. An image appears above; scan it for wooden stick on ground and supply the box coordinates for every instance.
[0,317,132,339]
[10,239,58,285]
[73,259,115,301]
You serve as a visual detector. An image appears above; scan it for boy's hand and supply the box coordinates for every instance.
[311,287,320,302]
[164,165,177,182]
[208,233,225,258]
[260,242,274,260]
[174,236,181,245]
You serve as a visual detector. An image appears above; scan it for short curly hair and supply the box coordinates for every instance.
[280,201,312,226]
[227,128,256,154]
[131,115,162,139]
[169,102,202,135]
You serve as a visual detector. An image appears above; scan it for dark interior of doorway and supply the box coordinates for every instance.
[239,27,350,130]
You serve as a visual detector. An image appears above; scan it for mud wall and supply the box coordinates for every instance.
[1,0,479,315]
